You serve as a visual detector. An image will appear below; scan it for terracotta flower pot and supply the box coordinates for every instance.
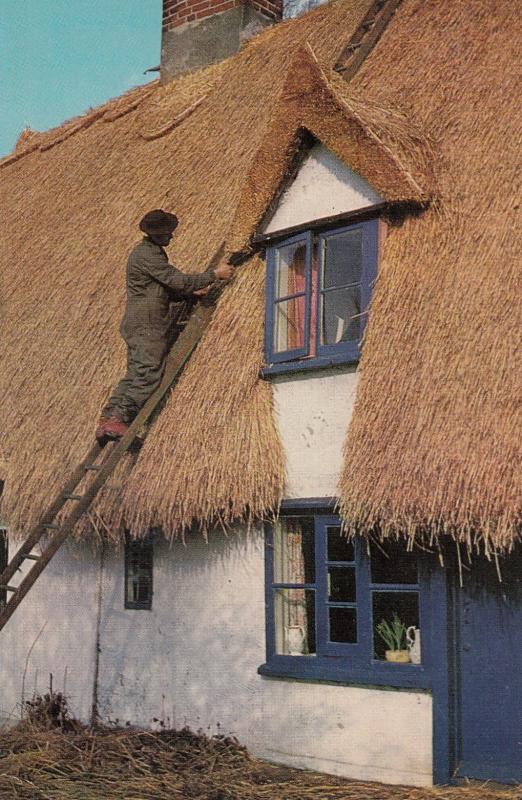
[385,649,410,663]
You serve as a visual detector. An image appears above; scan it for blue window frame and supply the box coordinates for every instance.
[264,219,378,374]
[260,511,437,689]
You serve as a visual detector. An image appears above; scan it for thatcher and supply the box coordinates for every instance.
[0,0,520,552]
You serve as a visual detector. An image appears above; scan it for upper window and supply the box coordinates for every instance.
[261,512,437,689]
[264,219,379,372]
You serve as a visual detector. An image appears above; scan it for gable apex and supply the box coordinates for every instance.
[262,143,383,234]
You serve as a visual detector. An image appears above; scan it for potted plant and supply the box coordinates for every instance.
[376,613,410,663]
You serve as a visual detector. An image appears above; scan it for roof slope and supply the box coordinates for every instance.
[338,0,522,552]
[0,0,370,539]
[0,0,520,550]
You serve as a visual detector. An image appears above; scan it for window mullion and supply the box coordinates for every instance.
[314,516,328,656]
[355,542,373,664]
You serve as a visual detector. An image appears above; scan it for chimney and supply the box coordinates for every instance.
[161,0,283,82]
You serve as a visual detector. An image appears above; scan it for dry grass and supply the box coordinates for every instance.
[338,0,522,551]
[0,722,520,800]
[0,0,520,548]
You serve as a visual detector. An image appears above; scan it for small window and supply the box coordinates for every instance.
[262,512,433,689]
[264,219,378,372]
[124,534,153,610]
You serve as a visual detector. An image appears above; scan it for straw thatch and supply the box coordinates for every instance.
[0,0,369,540]
[338,0,522,552]
[229,43,433,252]
[1,721,521,800]
[0,0,520,548]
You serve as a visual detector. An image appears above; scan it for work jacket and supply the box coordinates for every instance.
[121,237,215,338]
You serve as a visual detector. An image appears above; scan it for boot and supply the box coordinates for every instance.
[95,415,129,442]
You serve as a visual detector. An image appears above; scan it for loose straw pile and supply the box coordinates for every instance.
[0,722,520,800]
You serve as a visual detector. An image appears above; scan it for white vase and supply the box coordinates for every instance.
[406,626,421,664]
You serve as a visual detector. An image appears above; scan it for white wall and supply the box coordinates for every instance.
[96,530,433,786]
[0,540,100,726]
[0,527,433,786]
[263,144,382,234]
[272,366,358,498]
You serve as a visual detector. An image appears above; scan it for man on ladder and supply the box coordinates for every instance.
[96,209,234,441]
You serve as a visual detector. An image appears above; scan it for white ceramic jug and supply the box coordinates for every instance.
[406,626,421,664]
[287,625,306,655]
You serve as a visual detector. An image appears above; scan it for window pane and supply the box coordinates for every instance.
[274,517,315,584]
[327,526,354,562]
[328,567,356,602]
[373,591,420,662]
[274,296,306,352]
[320,286,361,345]
[370,540,418,585]
[274,588,316,655]
[275,241,307,298]
[125,538,153,609]
[329,606,357,643]
[323,229,362,289]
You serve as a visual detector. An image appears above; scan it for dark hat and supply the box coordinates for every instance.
[139,209,179,235]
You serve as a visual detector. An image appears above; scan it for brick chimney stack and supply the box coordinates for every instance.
[161,0,283,82]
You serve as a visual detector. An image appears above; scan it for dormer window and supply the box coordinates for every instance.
[264,217,379,373]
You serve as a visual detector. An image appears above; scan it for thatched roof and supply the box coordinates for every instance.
[1,0,520,550]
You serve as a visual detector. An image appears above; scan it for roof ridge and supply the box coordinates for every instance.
[0,81,157,169]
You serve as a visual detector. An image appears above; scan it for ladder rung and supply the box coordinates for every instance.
[63,494,83,501]
[42,523,60,530]
[22,554,41,561]
[0,585,18,593]
[84,464,101,471]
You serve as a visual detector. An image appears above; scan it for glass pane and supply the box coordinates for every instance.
[328,567,356,602]
[373,591,420,662]
[274,296,306,352]
[329,606,357,643]
[273,517,315,584]
[275,241,307,298]
[370,540,418,585]
[323,229,362,289]
[320,286,361,345]
[327,526,354,562]
[274,588,316,655]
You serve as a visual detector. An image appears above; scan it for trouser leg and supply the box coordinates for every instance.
[102,330,169,423]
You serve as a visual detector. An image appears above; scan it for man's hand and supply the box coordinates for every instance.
[213,261,235,281]
[193,286,211,297]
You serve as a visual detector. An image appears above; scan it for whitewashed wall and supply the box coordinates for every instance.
[272,366,358,498]
[97,530,433,787]
[0,541,100,726]
[0,523,433,785]
[263,144,383,233]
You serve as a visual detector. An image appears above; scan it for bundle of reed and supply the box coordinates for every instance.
[0,722,520,800]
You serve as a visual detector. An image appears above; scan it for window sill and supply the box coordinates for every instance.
[261,352,359,378]
[258,657,431,690]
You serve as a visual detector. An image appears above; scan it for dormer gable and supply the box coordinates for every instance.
[262,142,383,235]
[229,43,433,254]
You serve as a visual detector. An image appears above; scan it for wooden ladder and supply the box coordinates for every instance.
[334,0,403,81]
[0,246,227,632]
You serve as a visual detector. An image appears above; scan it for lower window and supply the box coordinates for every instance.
[124,533,153,610]
[261,512,433,688]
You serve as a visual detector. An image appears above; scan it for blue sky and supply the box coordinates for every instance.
[1,0,162,156]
